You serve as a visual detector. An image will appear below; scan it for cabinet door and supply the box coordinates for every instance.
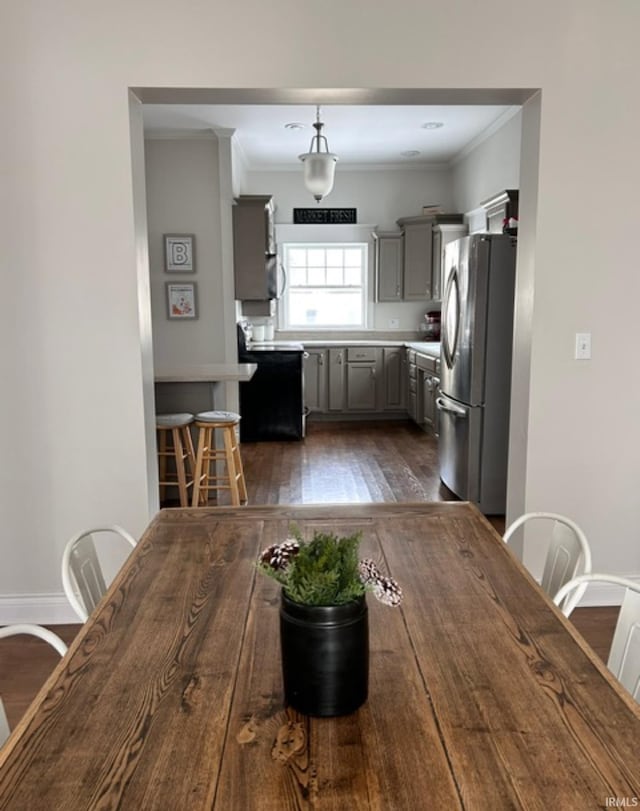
[376,235,403,301]
[346,363,377,411]
[382,347,406,410]
[403,223,433,300]
[328,348,346,411]
[303,349,328,412]
[233,196,276,300]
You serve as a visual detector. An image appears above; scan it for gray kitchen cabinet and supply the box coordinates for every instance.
[328,348,346,411]
[396,216,434,301]
[345,347,379,411]
[432,222,466,301]
[346,362,377,410]
[303,348,328,413]
[407,348,418,421]
[416,352,440,435]
[232,195,278,300]
[382,347,406,410]
[373,231,403,302]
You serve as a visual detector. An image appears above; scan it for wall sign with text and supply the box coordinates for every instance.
[293,208,357,225]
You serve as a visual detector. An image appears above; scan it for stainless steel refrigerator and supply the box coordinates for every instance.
[437,234,517,514]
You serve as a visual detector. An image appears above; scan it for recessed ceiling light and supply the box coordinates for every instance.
[401,150,421,157]
[284,122,305,130]
[422,121,444,130]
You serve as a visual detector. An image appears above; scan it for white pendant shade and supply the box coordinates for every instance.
[298,106,338,202]
[299,152,338,202]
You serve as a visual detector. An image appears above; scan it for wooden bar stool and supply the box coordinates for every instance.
[192,411,248,507]
[156,413,196,507]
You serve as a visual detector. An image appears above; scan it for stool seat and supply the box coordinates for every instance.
[156,413,196,507]
[195,410,241,424]
[192,415,247,507]
[156,412,195,428]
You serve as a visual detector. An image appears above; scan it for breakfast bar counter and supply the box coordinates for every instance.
[1,503,638,809]
[154,362,256,414]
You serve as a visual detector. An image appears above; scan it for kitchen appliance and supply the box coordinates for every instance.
[237,323,304,441]
[437,234,517,514]
[422,310,441,340]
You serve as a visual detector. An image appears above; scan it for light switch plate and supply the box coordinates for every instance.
[575,332,591,360]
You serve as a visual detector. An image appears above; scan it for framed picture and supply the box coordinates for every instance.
[164,234,195,272]
[166,282,198,319]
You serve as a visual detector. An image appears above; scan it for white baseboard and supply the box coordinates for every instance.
[0,593,79,625]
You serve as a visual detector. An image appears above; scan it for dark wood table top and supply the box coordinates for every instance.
[1,503,639,809]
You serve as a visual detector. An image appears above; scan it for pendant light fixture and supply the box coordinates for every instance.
[298,106,338,203]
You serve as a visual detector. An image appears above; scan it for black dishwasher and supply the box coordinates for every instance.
[238,337,304,441]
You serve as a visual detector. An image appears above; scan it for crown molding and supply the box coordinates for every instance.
[449,105,521,166]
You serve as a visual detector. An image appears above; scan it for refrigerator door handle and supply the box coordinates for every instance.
[436,396,468,418]
[442,267,460,370]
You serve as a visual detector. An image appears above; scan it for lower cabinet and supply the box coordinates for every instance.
[382,347,406,411]
[307,345,406,415]
[303,348,328,413]
[415,352,440,435]
[346,361,377,410]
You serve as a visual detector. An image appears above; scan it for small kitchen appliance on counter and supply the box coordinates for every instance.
[422,311,441,341]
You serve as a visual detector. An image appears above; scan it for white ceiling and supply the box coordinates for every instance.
[142,104,518,170]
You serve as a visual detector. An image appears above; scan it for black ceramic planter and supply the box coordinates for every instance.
[280,592,369,717]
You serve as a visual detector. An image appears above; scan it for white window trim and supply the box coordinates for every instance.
[275,224,375,331]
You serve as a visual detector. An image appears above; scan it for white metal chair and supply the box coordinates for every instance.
[61,525,137,622]
[0,624,68,746]
[554,573,640,701]
[503,512,592,615]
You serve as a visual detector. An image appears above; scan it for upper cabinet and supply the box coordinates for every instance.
[480,189,519,234]
[233,195,277,300]
[373,231,403,302]
[395,214,465,302]
[397,215,434,301]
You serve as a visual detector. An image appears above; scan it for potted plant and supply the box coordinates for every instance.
[258,527,402,717]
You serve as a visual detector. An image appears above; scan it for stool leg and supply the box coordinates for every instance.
[172,426,189,507]
[223,425,241,506]
[182,425,196,483]
[158,429,168,502]
[192,425,207,507]
[231,425,248,504]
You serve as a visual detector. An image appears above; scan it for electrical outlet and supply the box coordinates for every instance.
[389,318,399,329]
[575,332,591,360]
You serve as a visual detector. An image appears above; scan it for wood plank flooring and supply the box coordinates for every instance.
[1,420,619,735]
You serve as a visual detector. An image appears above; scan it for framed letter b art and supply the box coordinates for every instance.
[164,234,195,272]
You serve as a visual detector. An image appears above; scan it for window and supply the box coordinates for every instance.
[281,243,367,329]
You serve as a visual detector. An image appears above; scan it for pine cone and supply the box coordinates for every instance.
[358,557,382,585]
[258,539,300,571]
[372,576,403,607]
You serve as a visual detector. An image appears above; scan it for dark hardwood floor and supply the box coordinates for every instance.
[1,420,617,733]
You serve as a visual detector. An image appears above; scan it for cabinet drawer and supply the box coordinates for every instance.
[407,350,416,364]
[417,353,437,373]
[408,364,417,380]
[347,347,376,362]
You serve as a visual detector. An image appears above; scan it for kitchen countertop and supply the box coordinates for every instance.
[244,341,304,351]
[155,363,257,383]
[405,341,441,357]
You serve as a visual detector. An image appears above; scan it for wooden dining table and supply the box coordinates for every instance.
[1,502,639,809]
